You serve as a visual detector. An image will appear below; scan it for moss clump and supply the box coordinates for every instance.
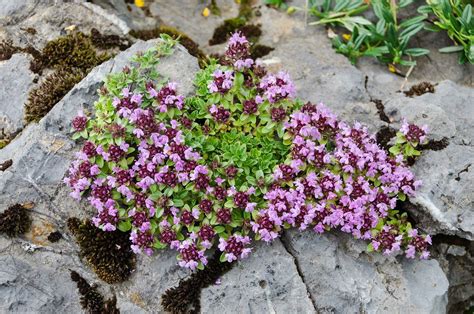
[0,159,13,171]
[47,231,62,242]
[250,43,274,59]
[70,270,120,314]
[209,17,246,45]
[210,0,221,16]
[24,67,85,123]
[209,0,258,45]
[376,126,397,151]
[129,26,208,67]
[41,32,110,71]
[0,204,31,237]
[67,218,136,284]
[404,81,435,97]
[161,250,234,314]
[238,0,254,20]
[90,28,130,51]
[0,40,17,61]
[0,41,42,72]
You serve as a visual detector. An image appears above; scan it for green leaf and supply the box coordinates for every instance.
[399,15,427,29]
[172,199,184,207]
[405,48,430,57]
[117,220,132,232]
[389,145,400,155]
[214,226,226,233]
[220,252,227,262]
[400,23,424,41]
[461,4,472,25]
[439,46,464,53]
[153,241,167,249]
[367,242,374,252]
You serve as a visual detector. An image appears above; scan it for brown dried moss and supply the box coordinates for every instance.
[376,126,397,151]
[0,204,31,237]
[70,270,120,314]
[161,250,234,314]
[47,231,62,242]
[67,218,136,284]
[90,28,130,51]
[24,67,85,123]
[0,159,13,171]
[250,44,274,59]
[404,81,435,97]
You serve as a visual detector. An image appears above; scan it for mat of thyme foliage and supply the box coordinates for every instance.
[65,33,431,271]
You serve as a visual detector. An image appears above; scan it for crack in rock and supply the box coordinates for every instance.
[455,163,471,182]
[280,231,318,312]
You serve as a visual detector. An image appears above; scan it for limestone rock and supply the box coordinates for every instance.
[0,54,35,139]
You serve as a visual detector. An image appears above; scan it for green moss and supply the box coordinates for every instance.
[209,17,246,45]
[129,26,208,68]
[210,0,221,16]
[41,32,110,71]
[209,0,257,46]
[68,218,136,284]
[70,270,120,314]
[0,204,31,237]
[238,0,254,20]
[24,67,85,123]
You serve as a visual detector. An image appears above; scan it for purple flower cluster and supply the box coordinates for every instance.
[225,32,254,71]
[72,111,88,131]
[258,71,296,104]
[400,119,428,143]
[250,102,429,258]
[208,70,234,94]
[149,82,184,112]
[66,32,432,272]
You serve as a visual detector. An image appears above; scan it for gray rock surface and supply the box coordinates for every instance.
[201,240,315,313]
[283,230,449,314]
[0,53,35,139]
[383,81,474,240]
[0,2,129,52]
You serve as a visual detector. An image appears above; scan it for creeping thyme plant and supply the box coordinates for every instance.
[66,33,431,271]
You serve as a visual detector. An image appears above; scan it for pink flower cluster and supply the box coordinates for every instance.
[66,32,432,272]
[400,118,428,143]
[258,71,296,104]
[208,70,234,94]
[251,102,430,259]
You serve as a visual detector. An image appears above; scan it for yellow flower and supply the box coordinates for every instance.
[134,0,145,7]
[235,0,241,3]
[202,7,210,17]
[388,64,396,73]
[342,34,351,41]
